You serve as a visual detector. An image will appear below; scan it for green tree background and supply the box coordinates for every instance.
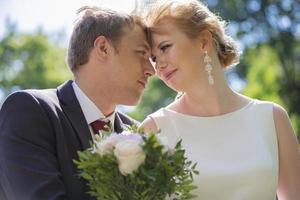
[0,22,72,103]
[0,0,299,140]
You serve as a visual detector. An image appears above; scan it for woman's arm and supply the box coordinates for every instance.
[274,104,300,200]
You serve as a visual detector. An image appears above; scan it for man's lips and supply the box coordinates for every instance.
[137,79,147,88]
[163,69,177,80]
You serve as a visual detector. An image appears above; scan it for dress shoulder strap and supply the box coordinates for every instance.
[147,108,180,147]
[252,100,278,161]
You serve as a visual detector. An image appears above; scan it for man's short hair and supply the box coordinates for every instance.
[66,6,144,73]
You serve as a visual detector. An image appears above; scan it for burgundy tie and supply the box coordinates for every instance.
[90,120,111,135]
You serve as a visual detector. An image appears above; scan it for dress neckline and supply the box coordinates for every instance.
[163,99,257,120]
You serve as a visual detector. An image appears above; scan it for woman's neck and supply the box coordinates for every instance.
[171,74,250,117]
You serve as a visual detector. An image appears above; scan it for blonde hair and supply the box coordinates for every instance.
[145,0,240,68]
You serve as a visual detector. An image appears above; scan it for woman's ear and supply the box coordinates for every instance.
[93,36,111,60]
[197,29,214,52]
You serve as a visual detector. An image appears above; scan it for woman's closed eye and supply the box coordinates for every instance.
[160,44,172,52]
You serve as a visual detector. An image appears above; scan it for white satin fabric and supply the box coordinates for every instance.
[149,100,278,200]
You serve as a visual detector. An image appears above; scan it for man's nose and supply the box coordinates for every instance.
[143,59,155,78]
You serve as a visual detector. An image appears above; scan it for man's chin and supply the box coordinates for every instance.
[121,96,142,106]
[125,99,141,106]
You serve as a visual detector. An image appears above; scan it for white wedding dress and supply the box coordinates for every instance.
[148,99,278,200]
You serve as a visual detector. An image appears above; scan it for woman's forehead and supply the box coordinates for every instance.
[150,19,177,34]
[150,24,177,42]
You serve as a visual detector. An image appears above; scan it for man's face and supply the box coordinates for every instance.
[108,24,155,105]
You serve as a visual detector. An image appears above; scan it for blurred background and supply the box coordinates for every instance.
[0,0,299,141]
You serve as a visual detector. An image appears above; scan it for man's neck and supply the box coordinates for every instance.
[74,79,116,117]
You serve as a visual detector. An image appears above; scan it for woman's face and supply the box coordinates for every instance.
[151,22,205,92]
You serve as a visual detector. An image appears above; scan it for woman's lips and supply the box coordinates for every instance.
[163,69,177,81]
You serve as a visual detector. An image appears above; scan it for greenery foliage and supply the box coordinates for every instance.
[0,23,71,102]
[74,132,198,200]
[129,77,176,121]
[242,45,300,140]
[243,45,282,105]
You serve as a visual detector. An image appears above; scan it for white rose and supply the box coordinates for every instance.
[166,193,180,200]
[114,139,145,176]
[156,134,172,153]
[96,133,120,156]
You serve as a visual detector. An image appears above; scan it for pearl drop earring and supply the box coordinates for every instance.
[204,51,214,85]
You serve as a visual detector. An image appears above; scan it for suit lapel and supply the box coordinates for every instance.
[114,112,128,133]
[57,80,92,150]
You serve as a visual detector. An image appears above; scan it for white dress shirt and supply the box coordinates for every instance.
[72,82,115,139]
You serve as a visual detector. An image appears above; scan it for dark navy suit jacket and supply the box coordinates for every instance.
[0,80,136,200]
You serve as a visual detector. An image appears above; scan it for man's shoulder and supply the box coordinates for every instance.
[12,88,57,101]
[2,81,73,108]
[26,88,59,104]
[1,88,60,113]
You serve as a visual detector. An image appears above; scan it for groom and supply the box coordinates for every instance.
[0,6,154,200]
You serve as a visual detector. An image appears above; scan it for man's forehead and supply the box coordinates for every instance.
[132,37,150,50]
[139,42,150,50]
[123,25,150,49]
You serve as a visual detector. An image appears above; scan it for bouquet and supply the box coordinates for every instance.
[74,125,198,200]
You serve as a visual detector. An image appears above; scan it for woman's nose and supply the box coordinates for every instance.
[154,57,167,71]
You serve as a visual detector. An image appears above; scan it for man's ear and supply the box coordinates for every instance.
[93,36,111,60]
[197,29,214,52]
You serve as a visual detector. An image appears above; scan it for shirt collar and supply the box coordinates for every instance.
[72,81,115,129]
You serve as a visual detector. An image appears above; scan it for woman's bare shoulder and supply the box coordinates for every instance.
[140,117,159,133]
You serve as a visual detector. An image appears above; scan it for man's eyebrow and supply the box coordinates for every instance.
[139,42,150,51]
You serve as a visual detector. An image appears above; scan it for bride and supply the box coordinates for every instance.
[141,0,300,199]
